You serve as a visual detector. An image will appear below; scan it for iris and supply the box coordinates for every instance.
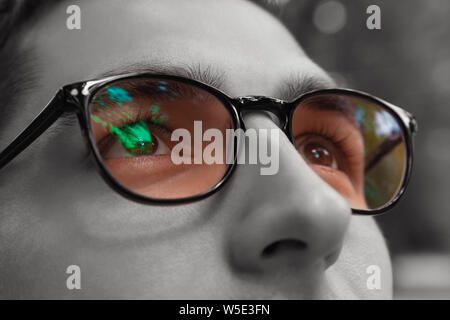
[110,120,155,156]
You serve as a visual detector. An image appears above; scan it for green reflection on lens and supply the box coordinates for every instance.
[151,114,168,125]
[93,96,106,106]
[110,120,154,156]
[106,87,133,106]
[150,105,159,114]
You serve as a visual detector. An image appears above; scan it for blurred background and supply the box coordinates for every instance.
[281,0,450,299]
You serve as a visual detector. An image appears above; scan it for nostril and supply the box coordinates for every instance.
[261,239,307,258]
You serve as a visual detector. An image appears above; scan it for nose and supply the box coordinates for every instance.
[227,113,351,274]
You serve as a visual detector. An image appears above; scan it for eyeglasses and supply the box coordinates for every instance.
[0,73,417,215]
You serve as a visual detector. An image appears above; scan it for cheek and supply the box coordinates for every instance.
[0,134,221,298]
[326,216,392,299]
[310,164,367,209]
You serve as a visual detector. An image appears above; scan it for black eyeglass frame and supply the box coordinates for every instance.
[0,73,418,215]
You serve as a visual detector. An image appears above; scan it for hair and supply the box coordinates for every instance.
[0,0,291,48]
[0,0,58,48]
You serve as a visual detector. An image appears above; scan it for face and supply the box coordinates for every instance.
[0,0,392,298]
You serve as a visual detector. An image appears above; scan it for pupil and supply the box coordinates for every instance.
[128,140,157,156]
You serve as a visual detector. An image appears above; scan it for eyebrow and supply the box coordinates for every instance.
[94,61,335,100]
[276,73,336,101]
[93,62,227,92]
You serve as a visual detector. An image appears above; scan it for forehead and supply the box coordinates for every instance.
[21,0,330,97]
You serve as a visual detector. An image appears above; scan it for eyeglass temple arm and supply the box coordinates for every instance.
[0,90,66,171]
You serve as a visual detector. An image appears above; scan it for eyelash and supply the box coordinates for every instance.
[94,106,173,156]
[132,107,172,136]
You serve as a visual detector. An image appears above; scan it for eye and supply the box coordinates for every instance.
[296,135,340,170]
[101,121,171,159]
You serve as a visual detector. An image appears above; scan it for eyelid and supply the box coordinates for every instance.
[91,104,173,141]
[292,109,364,154]
[96,121,173,158]
[301,103,361,131]
[91,110,173,158]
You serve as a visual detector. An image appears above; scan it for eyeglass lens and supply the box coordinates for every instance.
[88,77,408,210]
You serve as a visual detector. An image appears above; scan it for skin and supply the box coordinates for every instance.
[0,0,392,298]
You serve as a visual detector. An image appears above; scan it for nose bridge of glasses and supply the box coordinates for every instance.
[233,96,289,129]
